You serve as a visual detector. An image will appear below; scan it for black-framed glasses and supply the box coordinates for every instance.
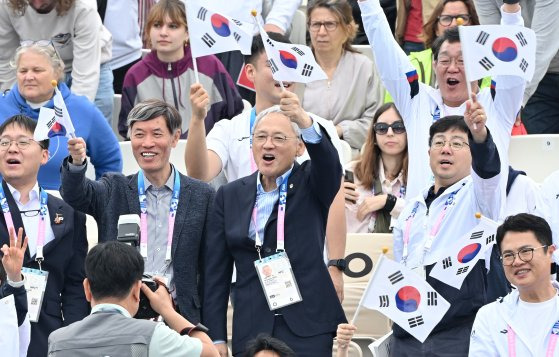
[430,139,470,151]
[500,245,548,266]
[20,209,40,217]
[437,14,471,27]
[373,121,406,135]
[252,133,298,146]
[0,137,38,151]
[308,21,339,32]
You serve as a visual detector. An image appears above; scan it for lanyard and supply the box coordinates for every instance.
[402,185,463,265]
[138,169,180,261]
[507,321,559,357]
[249,108,257,173]
[0,183,48,267]
[252,173,290,259]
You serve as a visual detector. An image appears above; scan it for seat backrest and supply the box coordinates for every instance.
[508,134,559,183]
[289,10,307,45]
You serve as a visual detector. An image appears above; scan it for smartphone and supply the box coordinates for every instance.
[344,170,354,183]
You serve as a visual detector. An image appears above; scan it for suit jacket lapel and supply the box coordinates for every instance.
[39,196,68,260]
[0,181,31,261]
[127,173,142,215]
[171,174,191,257]
[239,172,258,245]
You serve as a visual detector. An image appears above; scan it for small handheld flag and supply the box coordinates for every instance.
[34,80,76,141]
[353,255,450,343]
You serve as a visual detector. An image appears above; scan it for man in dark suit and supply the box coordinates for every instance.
[60,99,214,324]
[0,114,89,357]
[201,105,347,356]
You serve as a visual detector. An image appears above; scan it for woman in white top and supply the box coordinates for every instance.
[303,0,384,154]
[344,103,407,233]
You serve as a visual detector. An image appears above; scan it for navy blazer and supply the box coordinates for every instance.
[201,126,347,355]
[60,162,214,323]
[0,181,89,357]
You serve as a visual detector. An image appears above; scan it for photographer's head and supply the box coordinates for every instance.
[83,241,144,315]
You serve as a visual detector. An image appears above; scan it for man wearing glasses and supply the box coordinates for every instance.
[0,115,88,357]
[470,213,559,356]
[390,97,505,356]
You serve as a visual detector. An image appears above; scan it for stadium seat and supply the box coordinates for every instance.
[354,45,375,63]
[340,140,353,165]
[289,9,307,45]
[508,134,559,183]
[119,139,188,176]
[141,48,151,58]
[112,94,123,141]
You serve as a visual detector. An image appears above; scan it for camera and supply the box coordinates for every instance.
[117,214,141,246]
[135,274,161,320]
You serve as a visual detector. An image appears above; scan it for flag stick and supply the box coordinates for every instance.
[350,252,387,325]
[251,9,286,91]
[192,55,200,84]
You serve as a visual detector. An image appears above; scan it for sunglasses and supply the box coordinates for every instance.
[373,121,406,135]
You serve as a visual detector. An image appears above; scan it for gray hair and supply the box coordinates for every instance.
[11,44,65,81]
[127,99,182,137]
[253,106,302,137]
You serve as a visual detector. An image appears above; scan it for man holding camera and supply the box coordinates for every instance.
[48,241,219,356]
[60,99,214,324]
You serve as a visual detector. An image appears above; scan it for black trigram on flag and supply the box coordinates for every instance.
[232,19,242,26]
[54,105,63,117]
[408,316,424,328]
[379,295,390,307]
[197,7,208,21]
[427,291,438,306]
[268,59,279,74]
[266,39,275,48]
[457,266,470,275]
[302,64,313,77]
[291,46,305,56]
[388,271,404,285]
[233,32,241,42]
[519,59,528,73]
[479,57,495,71]
[470,231,483,240]
[202,33,216,48]
[486,234,495,245]
[476,31,490,45]
[516,32,527,46]
[442,257,453,269]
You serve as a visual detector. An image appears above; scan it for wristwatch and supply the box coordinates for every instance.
[180,323,209,336]
[327,259,347,272]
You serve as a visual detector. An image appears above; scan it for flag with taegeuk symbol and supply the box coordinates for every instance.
[459,25,535,82]
[359,255,450,342]
[257,23,327,84]
[429,215,499,289]
[34,85,76,141]
[185,0,253,58]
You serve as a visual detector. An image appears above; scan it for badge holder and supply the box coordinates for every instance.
[255,251,302,310]
[22,266,49,323]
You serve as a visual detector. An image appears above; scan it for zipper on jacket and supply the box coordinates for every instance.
[168,63,179,110]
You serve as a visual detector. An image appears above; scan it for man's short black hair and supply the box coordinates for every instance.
[0,114,49,150]
[244,334,295,357]
[243,32,291,66]
[85,241,144,300]
[432,27,461,61]
[428,115,469,146]
[496,213,553,253]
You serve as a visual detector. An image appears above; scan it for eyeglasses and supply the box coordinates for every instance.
[437,56,464,68]
[20,209,40,217]
[0,137,39,151]
[253,134,298,146]
[373,121,406,135]
[500,245,548,266]
[437,14,471,27]
[430,139,470,150]
[308,21,339,32]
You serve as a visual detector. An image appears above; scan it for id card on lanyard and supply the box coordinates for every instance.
[138,170,180,262]
[401,185,463,272]
[252,173,302,310]
[22,267,49,322]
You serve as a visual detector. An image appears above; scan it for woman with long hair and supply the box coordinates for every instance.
[345,103,408,233]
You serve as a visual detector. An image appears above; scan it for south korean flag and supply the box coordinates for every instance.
[359,255,450,342]
[430,215,499,289]
[459,25,536,82]
[184,0,253,58]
